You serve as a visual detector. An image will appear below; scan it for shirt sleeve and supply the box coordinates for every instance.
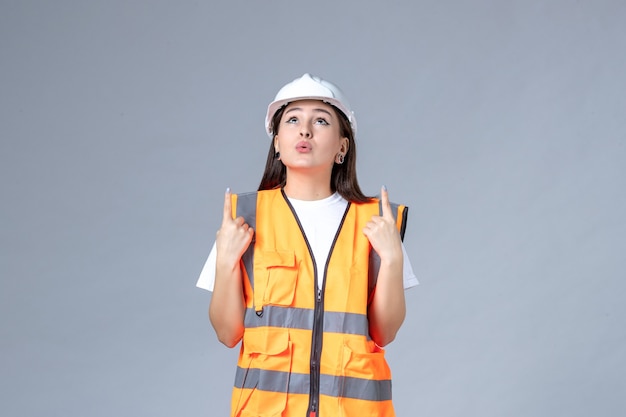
[402,243,419,289]
[197,241,418,292]
[196,241,217,292]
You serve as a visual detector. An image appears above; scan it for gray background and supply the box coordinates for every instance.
[1,0,625,416]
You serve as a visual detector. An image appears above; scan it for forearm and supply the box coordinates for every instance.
[209,259,245,348]
[368,257,406,347]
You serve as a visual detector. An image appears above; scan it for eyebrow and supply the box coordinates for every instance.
[284,107,333,117]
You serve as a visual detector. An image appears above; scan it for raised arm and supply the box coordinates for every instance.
[362,186,406,347]
[209,189,254,348]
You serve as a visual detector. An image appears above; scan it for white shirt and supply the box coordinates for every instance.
[196,192,418,291]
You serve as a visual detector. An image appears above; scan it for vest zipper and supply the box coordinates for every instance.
[305,203,350,417]
[281,190,351,417]
[308,284,323,417]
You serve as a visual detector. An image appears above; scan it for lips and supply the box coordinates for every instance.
[296,141,312,152]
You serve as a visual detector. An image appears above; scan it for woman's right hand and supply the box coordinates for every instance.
[215,188,254,267]
[211,188,249,347]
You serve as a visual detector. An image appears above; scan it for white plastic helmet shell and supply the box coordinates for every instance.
[265,73,357,138]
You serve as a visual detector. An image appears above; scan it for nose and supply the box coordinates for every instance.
[299,125,311,138]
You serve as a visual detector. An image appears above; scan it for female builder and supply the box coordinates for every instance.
[197,73,418,416]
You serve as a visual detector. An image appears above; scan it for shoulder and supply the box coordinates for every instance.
[235,189,284,198]
[233,189,280,203]
[233,189,286,217]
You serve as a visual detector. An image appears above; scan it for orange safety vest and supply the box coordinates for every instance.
[229,188,408,417]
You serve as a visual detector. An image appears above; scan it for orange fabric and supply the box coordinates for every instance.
[230,189,406,417]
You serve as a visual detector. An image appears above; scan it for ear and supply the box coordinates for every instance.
[340,137,349,154]
[274,136,279,152]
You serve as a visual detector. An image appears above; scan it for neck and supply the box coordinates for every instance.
[283,169,333,201]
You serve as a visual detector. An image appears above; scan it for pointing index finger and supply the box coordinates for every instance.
[381,185,393,220]
[222,187,233,224]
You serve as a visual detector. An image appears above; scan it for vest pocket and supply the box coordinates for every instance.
[235,328,293,417]
[340,340,392,386]
[259,250,298,308]
[336,341,393,415]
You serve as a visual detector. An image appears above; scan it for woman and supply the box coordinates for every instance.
[197,73,418,417]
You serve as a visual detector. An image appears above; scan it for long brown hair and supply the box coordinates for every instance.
[258,103,371,203]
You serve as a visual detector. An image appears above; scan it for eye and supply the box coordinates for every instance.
[285,116,298,124]
[315,118,329,125]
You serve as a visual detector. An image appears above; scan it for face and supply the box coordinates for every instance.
[274,100,348,173]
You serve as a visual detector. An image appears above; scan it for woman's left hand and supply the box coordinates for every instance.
[362,186,403,263]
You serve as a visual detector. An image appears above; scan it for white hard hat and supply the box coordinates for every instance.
[265,73,357,138]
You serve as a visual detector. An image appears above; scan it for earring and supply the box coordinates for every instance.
[274,151,281,160]
[336,153,344,164]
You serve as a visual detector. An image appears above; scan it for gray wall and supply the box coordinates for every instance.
[1,1,624,416]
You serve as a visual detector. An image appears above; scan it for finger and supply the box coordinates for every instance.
[362,221,376,236]
[380,185,393,220]
[222,187,233,225]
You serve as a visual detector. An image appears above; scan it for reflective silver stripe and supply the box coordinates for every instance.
[235,367,309,394]
[321,373,392,401]
[324,311,369,336]
[244,306,314,330]
[236,192,258,290]
[243,306,369,337]
[234,367,392,401]
[396,203,408,241]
